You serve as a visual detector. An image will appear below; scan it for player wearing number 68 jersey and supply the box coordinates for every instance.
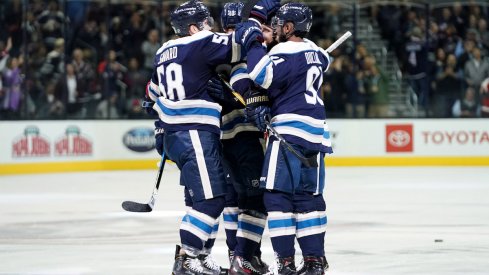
[234,2,332,274]
[145,1,242,274]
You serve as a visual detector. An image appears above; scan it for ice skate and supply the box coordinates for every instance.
[199,253,228,275]
[297,256,328,275]
[228,249,235,265]
[266,257,297,275]
[250,255,269,274]
[171,245,205,275]
[229,255,262,275]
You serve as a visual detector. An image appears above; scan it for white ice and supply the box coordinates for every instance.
[1,165,488,275]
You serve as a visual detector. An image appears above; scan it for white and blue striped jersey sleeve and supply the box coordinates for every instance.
[145,71,164,102]
[246,44,287,90]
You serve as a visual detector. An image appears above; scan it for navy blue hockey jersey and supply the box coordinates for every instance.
[147,30,241,134]
[246,39,332,153]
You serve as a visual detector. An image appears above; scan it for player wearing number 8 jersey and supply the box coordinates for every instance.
[145,1,242,274]
[235,2,332,274]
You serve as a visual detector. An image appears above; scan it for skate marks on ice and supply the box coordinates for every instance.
[1,166,489,274]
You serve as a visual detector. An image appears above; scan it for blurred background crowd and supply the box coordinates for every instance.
[1,0,488,120]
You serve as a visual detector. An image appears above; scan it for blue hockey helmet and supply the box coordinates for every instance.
[170,0,214,36]
[220,2,244,30]
[271,3,313,35]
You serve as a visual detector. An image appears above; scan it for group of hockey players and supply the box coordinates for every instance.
[143,0,333,274]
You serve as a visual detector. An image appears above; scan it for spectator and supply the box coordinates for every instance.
[478,18,489,51]
[433,54,464,117]
[455,39,475,72]
[433,48,447,77]
[480,78,489,117]
[37,0,65,47]
[71,48,96,90]
[464,46,489,101]
[403,27,430,115]
[39,37,65,85]
[124,57,146,112]
[56,63,84,118]
[323,55,347,118]
[344,58,367,118]
[37,81,65,119]
[97,50,127,118]
[451,3,467,38]
[452,86,480,117]
[364,56,390,118]
[1,56,23,119]
[141,29,160,78]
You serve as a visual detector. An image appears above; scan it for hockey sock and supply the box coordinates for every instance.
[235,210,267,260]
[267,211,296,258]
[180,208,218,255]
[202,218,219,254]
[296,211,327,257]
[223,206,239,251]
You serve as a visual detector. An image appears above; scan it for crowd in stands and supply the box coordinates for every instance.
[0,0,488,120]
[374,2,489,117]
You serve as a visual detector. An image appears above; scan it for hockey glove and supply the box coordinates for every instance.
[207,76,225,101]
[154,120,165,156]
[235,20,264,52]
[207,76,244,109]
[142,95,158,117]
[245,89,270,132]
[250,0,281,23]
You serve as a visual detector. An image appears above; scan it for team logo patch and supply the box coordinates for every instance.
[386,124,413,153]
[123,128,155,152]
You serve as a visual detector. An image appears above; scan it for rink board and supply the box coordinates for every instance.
[0,119,488,174]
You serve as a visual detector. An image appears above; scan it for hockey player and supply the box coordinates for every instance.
[234,3,332,274]
[207,2,270,274]
[145,1,279,274]
[146,1,239,274]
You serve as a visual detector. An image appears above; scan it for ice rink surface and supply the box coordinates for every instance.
[1,165,489,275]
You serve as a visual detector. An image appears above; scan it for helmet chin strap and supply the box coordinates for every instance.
[278,26,295,42]
[278,24,295,42]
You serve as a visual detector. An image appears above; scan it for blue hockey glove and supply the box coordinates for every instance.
[245,88,270,132]
[246,105,270,132]
[154,121,165,156]
[235,20,264,52]
[250,0,281,23]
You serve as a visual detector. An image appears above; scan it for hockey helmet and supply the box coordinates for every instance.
[220,2,244,30]
[170,0,214,36]
[271,3,313,35]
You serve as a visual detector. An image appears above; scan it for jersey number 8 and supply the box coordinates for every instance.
[157,63,186,100]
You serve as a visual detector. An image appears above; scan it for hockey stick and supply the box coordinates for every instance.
[122,153,167,212]
[217,75,318,168]
[265,120,318,168]
[325,31,352,53]
[241,0,261,21]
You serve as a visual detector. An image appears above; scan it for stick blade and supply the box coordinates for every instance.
[122,201,153,212]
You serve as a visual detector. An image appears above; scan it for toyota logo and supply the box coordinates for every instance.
[388,130,411,147]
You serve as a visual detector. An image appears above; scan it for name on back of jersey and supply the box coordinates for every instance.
[159,46,178,63]
[305,52,321,65]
